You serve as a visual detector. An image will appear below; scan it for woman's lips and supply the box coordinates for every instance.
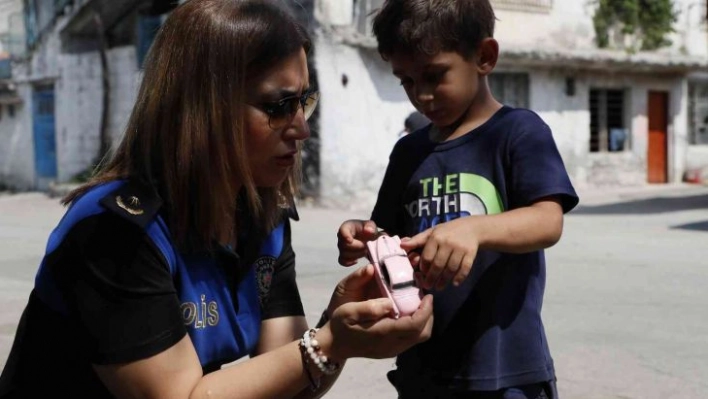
[275,153,296,167]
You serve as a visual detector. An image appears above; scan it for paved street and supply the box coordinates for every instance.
[1,184,707,398]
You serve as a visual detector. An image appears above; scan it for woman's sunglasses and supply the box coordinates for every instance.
[249,90,320,129]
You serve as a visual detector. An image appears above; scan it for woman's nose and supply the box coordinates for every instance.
[285,108,311,140]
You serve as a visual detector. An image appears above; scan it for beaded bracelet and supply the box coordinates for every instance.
[300,328,340,376]
[298,335,320,391]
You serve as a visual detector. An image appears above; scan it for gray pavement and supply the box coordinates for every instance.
[1,184,708,398]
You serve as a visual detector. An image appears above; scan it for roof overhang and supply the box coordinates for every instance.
[330,26,708,75]
[497,46,707,75]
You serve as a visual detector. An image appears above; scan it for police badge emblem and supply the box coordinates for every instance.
[255,256,276,307]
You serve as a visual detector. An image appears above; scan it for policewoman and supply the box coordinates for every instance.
[0,1,433,397]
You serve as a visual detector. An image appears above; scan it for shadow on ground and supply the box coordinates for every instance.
[671,220,708,232]
[574,194,708,215]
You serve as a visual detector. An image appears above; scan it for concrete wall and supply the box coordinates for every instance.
[313,0,705,209]
[669,0,708,58]
[106,46,140,149]
[4,19,140,190]
[495,0,708,57]
[53,45,139,183]
[494,0,596,51]
[0,87,32,190]
[315,37,414,211]
[54,49,103,183]
[0,0,23,38]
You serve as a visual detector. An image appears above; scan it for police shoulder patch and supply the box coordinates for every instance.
[99,180,163,228]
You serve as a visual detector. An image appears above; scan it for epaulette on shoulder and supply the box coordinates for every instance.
[284,204,299,221]
[99,180,163,229]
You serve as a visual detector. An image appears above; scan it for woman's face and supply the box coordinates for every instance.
[245,48,312,188]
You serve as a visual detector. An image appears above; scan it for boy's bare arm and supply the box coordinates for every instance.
[400,196,564,290]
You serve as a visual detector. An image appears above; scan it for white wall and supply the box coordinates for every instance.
[54,45,140,183]
[315,37,415,211]
[523,68,589,188]
[5,17,142,190]
[313,0,699,209]
[106,46,140,150]
[669,0,708,58]
[495,0,708,57]
[0,0,22,35]
[530,70,687,187]
[55,49,103,182]
[0,87,33,190]
[494,0,596,51]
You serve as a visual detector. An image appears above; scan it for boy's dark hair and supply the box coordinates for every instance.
[372,0,496,60]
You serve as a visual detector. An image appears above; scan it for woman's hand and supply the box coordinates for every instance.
[326,264,382,316]
[324,294,434,360]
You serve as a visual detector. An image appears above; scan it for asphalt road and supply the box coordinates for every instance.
[1,184,707,398]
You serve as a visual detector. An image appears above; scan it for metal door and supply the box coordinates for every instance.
[32,87,57,180]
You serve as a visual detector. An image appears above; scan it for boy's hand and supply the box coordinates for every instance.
[337,219,379,266]
[400,217,479,290]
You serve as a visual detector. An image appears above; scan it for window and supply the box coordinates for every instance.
[491,0,553,13]
[590,89,628,152]
[489,73,529,108]
[689,83,708,145]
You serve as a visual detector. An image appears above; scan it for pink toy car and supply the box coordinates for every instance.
[366,235,422,319]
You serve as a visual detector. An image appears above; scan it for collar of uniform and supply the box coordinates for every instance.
[99,179,163,229]
[285,204,299,221]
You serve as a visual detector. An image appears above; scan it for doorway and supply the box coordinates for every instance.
[32,85,57,189]
[647,91,668,183]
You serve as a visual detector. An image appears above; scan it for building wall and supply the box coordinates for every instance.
[669,0,708,58]
[5,14,141,190]
[0,0,23,40]
[494,0,596,51]
[315,37,414,211]
[54,47,103,183]
[106,46,140,149]
[314,0,704,209]
[0,88,32,190]
[525,69,688,187]
[53,45,139,183]
[494,0,708,57]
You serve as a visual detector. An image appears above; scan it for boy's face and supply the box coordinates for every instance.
[389,49,488,128]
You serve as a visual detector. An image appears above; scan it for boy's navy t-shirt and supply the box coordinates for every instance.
[372,106,579,392]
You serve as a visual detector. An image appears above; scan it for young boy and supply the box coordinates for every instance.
[336,1,579,397]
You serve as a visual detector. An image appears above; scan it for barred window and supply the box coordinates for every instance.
[689,83,708,145]
[491,0,553,13]
[590,89,629,152]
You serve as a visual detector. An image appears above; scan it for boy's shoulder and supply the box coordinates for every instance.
[483,106,552,143]
[496,106,547,130]
[392,124,435,152]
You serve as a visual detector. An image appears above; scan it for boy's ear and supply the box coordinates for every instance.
[476,38,499,76]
